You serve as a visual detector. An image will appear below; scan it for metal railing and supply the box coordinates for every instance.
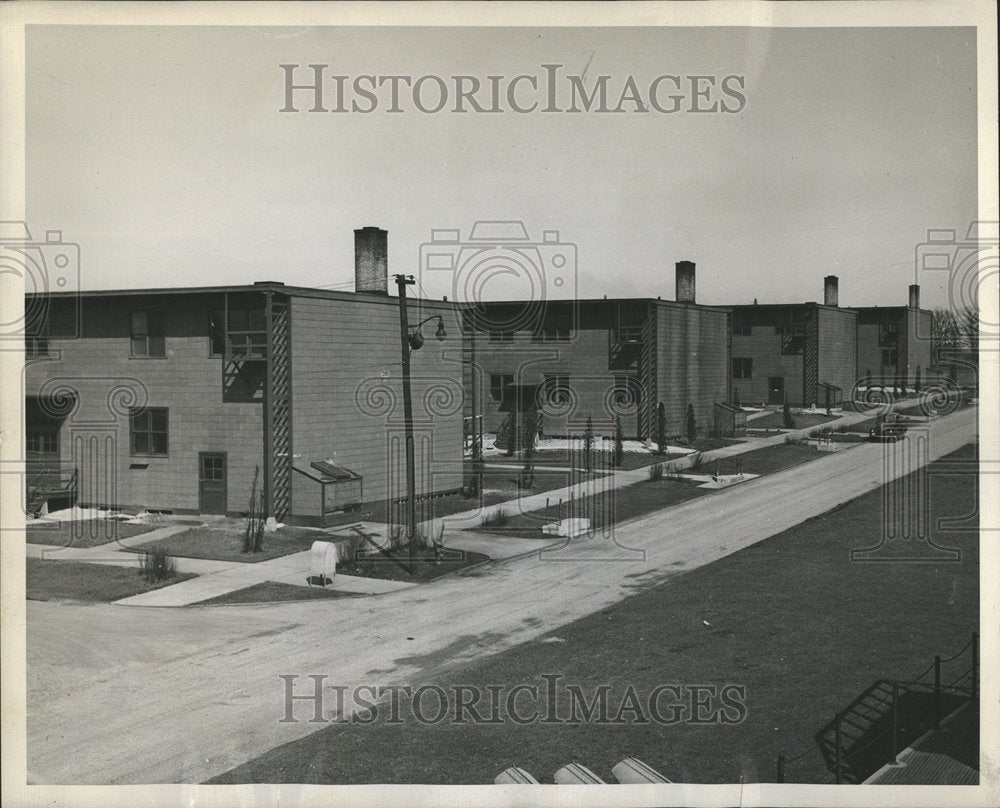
[776,632,978,784]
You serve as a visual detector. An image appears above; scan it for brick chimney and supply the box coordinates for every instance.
[354,227,388,294]
[675,261,696,304]
[909,284,920,309]
[824,275,839,307]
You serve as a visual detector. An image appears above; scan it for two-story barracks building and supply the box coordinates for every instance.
[23,228,465,524]
[464,261,732,441]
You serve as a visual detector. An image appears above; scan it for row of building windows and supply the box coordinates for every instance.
[487,327,573,343]
[25,309,266,360]
[487,373,638,406]
[27,408,170,458]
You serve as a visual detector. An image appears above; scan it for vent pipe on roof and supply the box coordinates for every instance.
[909,284,920,309]
[675,261,696,304]
[824,275,839,307]
[354,227,388,295]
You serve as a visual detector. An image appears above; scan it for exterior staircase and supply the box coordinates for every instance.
[26,465,77,517]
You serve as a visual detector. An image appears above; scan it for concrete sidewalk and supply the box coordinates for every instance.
[26,406,976,784]
[430,404,883,531]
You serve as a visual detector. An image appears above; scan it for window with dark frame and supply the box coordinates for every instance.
[26,429,58,454]
[25,335,50,359]
[489,373,513,402]
[130,311,166,358]
[200,455,224,480]
[130,407,169,456]
[881,349,899,366]
[733,357,753,380]
[227,306,267,358]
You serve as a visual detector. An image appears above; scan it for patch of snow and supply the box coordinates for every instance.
[39,506,114,522]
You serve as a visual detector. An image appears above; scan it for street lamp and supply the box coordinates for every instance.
[394,274,447,574]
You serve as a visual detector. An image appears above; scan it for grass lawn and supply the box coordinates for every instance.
[353,468,601,527]
[481,443,828,537]
[748,411,838,430]
[338,546,490,583]
[25,519,160,549]
[26,558,196,602]
[128,524,328,563]
[195,581,364,605]
[210,442,978,786]
[484,449,685,471]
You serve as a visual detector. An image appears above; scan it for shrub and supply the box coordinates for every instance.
[688,451,704,471]
[243,465,265,554]
[784,434,808,445]
[613,416,624,467]
[647,462,665,482]
[782,400,795,429]
[481,507,512,528]
[686,404,697,444]
[139,545,176,583]
[583,417,594,472]
[336,533,368,565]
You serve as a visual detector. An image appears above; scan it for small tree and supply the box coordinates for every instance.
[520,412,538,489]
[782,399,795,429]
[655,401,667,455]
[914,365,922,393]
[583,417,594,472]
[686,404,697,444]
[613,415,624,467]
[243,465,265,554]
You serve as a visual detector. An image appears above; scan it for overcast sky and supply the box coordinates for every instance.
[26,25,976,309]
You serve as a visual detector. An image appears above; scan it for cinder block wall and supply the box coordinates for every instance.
[290,293,464,507]
[655,302,730,436]
[729,307,806,406]
[24,295,263,514]
[817,307,858,399]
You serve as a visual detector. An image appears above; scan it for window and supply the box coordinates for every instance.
[733,358,753,380]
[25,335,50,359]
[533,324,571,342]
[227,307,267,358]
[881,349,898,366]
[489,373,513,402]
[543,373,571,405]
[201,454,224,480]
[209,310,225,356]
[130,407,169,456]
[130,311,165,358]
[732,316,751,336]
[26,429,58,454]
[25,312,50,358]
[488,330,514,343]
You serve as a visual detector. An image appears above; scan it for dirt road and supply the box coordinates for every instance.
[25,407,977,783]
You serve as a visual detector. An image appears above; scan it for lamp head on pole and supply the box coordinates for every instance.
[408,316,446,352]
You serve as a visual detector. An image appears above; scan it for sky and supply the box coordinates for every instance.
[26,24,977,309]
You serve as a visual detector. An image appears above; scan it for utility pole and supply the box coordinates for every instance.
[395,273,418,575]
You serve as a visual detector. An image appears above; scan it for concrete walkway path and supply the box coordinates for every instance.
[25,406,976,784]
[431,403,883,531]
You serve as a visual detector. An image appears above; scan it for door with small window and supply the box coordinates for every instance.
[198,453,227,515]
